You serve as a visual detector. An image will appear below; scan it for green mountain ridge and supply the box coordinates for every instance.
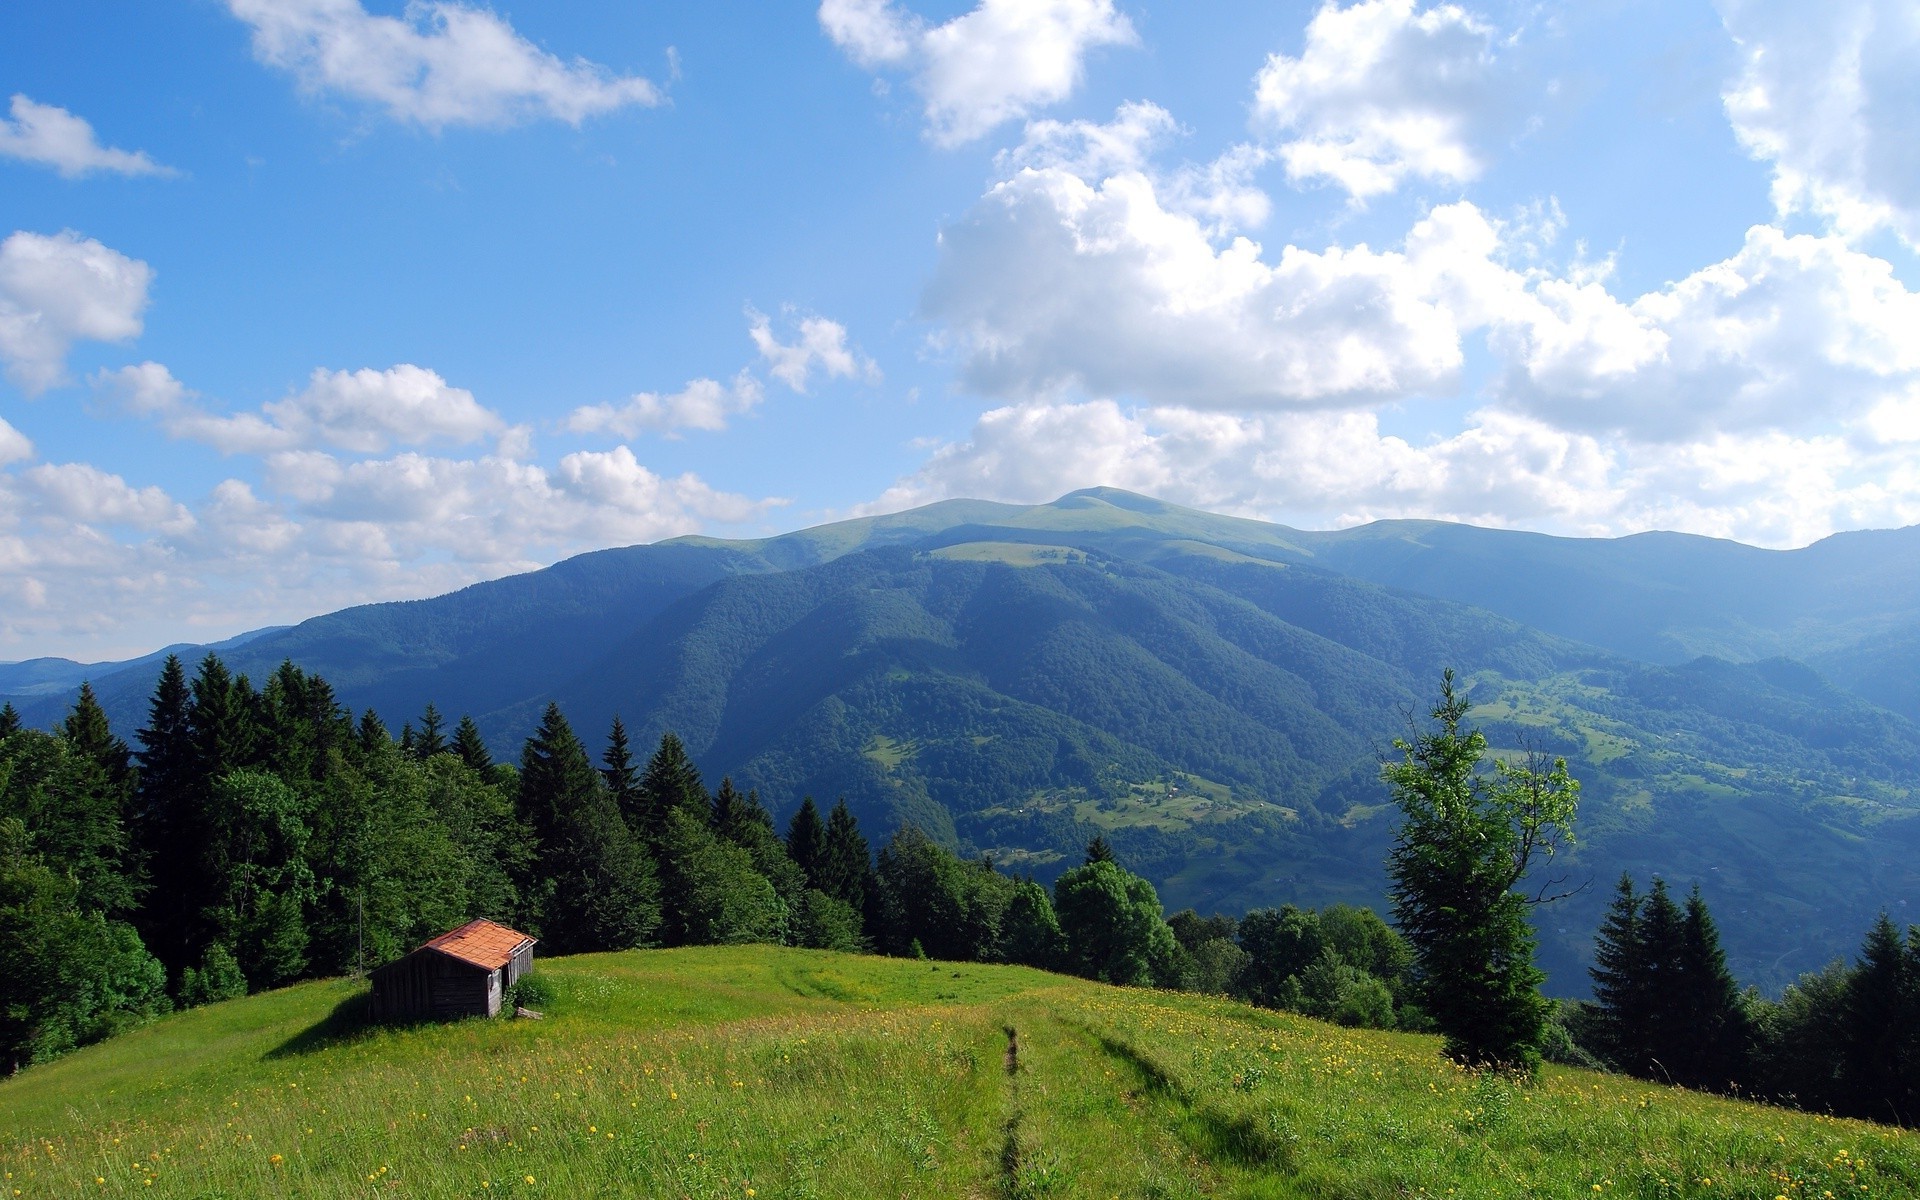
[6,489,1919,993]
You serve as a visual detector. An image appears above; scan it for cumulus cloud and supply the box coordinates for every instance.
[1253,0,1505,202]
[872,399,1920,549]
[562,373,764,438]
[1719,0,1920,247]
[227,0,665,128]
[925,164,1484,407]
[748,310,878,392]
[0,95,176,179]
[0,440,786,659]
[0,230,153,394]
[96,361,506,453]
[820,0,1135,145]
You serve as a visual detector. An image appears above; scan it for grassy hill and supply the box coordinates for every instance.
[4,948,1916,1199]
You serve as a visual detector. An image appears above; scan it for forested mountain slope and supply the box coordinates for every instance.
[7,489,1919,991]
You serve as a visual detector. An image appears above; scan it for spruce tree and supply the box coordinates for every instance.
[1588,873,1646,1070]
[133,655,198,977]
[1382,671,1577,1074]
[188,655,258,781]
[1673,885,1750,1091]
[356,709,388,754]
[414,704,448,759]
[517,704,659,953]
[637,732,707,842]
[452,716,492,773]
[0,703,20,738]
[601,717,640,825]
[1635,879,1687,1080]
[1839,913,1915,1123]
[785,796,828,887]
[821,799,871,913]
[1085,835,1116,864]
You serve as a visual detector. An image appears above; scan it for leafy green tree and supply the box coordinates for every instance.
[791,887,863,952]
[870,826,1013,962]
[518,704,660,954]
[1236,905,1324,1008]
[1053,858,1180,988]
[712,779,808,923]
[0,729,139,918]
[657,806,786,946]
[1382,671,1578,1073]
[1752,959,1850,1112]
[178,942,246,1008]
[1000,878,1066,969]
[0,818,167,1068]
[202,771,315,989]
[453,716,493,773]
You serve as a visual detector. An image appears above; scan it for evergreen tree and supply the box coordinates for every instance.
[414,704,448,760]
[188,655,259,781]
[1588,873,1646,1070]
[453,716,493,773]
[636,732,707,844]
[1839,913,1916,1124]
[711,779,808,925]
[0,703,19,739]
[820,799,871,914]
[1635,879,1687,1079]
[517,704,659,954]
[0,729,138,917]
[356,709,388,755]
[1382,671,1578,1074]
[60,684,140,908]
[1673,885,1750,1091]
[600,717,639,819]
[133,655,199,977]
[1084,835,1116,864]
[785,796,828,888]
[657,806,786,947]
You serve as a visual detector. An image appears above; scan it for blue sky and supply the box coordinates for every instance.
[2,0,1918,660]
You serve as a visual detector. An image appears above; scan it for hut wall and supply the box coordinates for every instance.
[370,950,496,1020]
[506,942,534,988]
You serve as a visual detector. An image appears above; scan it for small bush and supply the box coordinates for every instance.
[506,969,554,1011]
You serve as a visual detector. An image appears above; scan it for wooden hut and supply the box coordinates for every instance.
[369,919,536,1021]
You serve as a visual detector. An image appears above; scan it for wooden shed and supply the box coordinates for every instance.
[369,919,536,1021]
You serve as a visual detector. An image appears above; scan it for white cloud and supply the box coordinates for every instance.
[562,373,763,439]
[0,230,153,394]
[1253,0,1504,202]
[820,0,1136,146]
[0,418,31,465]
[227,0,665,128]
[925,164,1484,408]
[872,398,1920,549]
[0,95,176,179]
[748,311,878,392]
[1495,225,1920,441]
[1719,0,1920,247]
[15,462,195,533]
[97,361,505,453]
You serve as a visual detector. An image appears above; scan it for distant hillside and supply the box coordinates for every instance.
[4,948,1914,1198]
[7,489,1920,991]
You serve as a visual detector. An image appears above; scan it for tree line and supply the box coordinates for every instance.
[0,652,1426,1072]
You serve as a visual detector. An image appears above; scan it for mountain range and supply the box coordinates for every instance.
[8,488,1918,993]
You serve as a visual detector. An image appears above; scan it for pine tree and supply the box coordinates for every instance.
[821,799,871,914]
[452,716,492,773]
[1085,835,1116,865]
[356,709,388,754]
[0,703,20,738]
[601,717,640,825]
[1673,885,1750,1091]
[1588,874,1646,1071]
[414,704,448,759]
[188,655,258,781]
[637,732,707,843]
[785,796,828,887]
[1839,913,1916,1123]
[133,655,198,977]
[1635,879,1687,1080]
[517,704,659,953]
[50,686,140,916]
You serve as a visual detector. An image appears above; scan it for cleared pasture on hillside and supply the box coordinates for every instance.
[3,947,1916,1198]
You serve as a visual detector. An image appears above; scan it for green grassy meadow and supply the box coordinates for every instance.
[4,947,1917,1198]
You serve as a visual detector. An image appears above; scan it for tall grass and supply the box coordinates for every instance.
[3,947,1915,1198]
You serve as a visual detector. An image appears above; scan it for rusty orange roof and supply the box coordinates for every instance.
[421,919,536,970]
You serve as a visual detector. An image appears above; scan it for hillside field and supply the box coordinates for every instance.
[2,949,1916,1199]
